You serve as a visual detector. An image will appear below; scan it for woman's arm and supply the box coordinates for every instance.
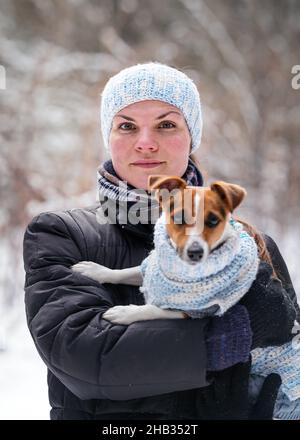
[23,211,209,401]
[264,234,300,321]
[240,256,297,349]
[205,250,298,370]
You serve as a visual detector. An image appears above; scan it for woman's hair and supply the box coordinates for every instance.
[189,153,201,170]
[189,153,207,178]
[233,217,278,279]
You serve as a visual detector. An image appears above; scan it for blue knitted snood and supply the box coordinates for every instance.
[140,215,300,402]
[140,214,259,316]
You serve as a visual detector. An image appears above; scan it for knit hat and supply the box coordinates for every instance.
[100,62,202,153]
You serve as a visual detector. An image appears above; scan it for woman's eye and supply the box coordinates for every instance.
[159,121,176,129]
[119,122,135,130]
[205,213,220,228]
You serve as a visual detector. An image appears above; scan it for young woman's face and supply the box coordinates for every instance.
[109,100,191,189]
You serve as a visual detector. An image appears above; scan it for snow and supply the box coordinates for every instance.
[0,309,50,420]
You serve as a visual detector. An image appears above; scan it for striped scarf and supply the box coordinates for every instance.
[97,159,203,233]
[97,159,203,203]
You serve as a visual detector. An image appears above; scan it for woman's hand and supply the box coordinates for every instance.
[205,304,252,371]
[195,359,282,419]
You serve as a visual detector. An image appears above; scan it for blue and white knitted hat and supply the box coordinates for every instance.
[100,62,202,153]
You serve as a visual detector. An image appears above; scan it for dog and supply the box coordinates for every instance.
[72,175,247,325]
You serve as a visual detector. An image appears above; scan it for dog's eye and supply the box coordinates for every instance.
[205,213,220,228]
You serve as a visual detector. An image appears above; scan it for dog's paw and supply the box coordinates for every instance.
[71,261,114,283]
[102,304,183,324]
[102,305,145,325]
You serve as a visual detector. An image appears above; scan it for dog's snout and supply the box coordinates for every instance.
[187,241,204,262]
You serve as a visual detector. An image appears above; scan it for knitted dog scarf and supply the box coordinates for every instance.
[140,214,259,316]
[140,215,300,402]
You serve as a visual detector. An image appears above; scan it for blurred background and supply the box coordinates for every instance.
[0,0,299,419]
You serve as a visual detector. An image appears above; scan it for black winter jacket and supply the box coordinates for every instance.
[23,204,300,420]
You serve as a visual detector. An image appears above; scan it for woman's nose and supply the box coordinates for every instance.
[134,130,159,152]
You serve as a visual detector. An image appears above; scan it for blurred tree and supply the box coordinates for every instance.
[0,0,299,324]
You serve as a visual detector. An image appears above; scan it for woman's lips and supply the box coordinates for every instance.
[131,161,164,169]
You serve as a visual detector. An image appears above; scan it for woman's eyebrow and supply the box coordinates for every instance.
[114,111,181,122]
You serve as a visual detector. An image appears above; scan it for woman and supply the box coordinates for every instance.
[23,62,299,420]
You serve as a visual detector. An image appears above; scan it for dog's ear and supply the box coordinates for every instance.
[148,175,186,192]
[148,175,186,210]
[210,181,247,212]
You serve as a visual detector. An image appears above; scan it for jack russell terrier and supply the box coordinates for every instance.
[72,176,250,325]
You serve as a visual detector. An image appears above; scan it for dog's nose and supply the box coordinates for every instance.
[187,242,204,262]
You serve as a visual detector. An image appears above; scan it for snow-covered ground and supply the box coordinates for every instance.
[0,308,50,420]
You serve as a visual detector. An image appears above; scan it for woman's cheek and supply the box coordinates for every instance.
[110,136,127,156]
[166,140,190,156]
